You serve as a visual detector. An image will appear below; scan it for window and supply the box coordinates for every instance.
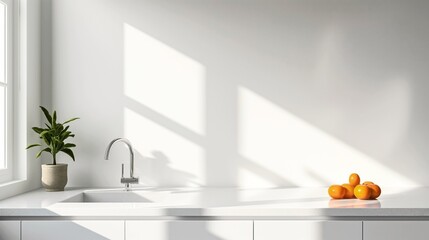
[0,0,13,183]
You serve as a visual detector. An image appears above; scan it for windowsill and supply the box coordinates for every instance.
[0,179,26,188]
[0,179,35,200]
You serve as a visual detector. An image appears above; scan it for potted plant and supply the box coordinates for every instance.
[26,106,79,191]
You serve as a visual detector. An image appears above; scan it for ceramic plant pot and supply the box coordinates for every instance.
[41,163,68,191]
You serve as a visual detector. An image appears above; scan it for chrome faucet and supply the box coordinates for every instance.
[104,138,139,190]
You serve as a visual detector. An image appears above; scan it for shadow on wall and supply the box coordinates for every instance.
[118,0,429,187]
[135,150,197,187]
[52,0,429,187]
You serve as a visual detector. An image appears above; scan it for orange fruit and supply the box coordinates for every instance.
[367,184,381,199]
[362,181,374,185]
[349,173,360,186]
[328,185,346,199]
[354,184,371,200]
[342,184,355,199]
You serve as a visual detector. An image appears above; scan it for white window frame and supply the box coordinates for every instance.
[0,0,14,183]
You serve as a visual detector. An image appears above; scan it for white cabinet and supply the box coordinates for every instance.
[22,220,124,240]
[126,220,253,240]
[364,221,429,240]
[0,221,20,240]
[254,220,362,240]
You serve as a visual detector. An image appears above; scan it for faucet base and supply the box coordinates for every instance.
[121,177,139,191]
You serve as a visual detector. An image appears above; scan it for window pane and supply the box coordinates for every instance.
[0,3,5,83]
[0,86,5,169]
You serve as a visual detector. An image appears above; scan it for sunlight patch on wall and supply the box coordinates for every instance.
[238,87,418,187]
[123,23,206,136]
[124,107,204,186]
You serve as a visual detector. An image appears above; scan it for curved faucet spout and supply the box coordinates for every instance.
[105,138,136,178]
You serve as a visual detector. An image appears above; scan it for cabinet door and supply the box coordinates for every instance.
[126,220,253,240]
[22,220,124,240]
[0,221,20,240]
[364,221,429,240]
[255,220,362,240]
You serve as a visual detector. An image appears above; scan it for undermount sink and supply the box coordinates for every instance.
[61,190,156,203]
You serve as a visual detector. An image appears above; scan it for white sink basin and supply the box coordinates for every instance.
[61,189,160,203]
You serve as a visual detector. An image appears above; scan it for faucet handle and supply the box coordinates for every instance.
[121,163,124,178]
[121,177,139,184]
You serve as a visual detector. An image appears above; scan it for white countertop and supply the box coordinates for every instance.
[1,187,429,219]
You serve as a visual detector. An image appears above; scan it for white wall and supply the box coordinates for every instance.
[48,0,429,188]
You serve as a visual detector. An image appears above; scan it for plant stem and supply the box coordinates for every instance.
[53,153,57,165]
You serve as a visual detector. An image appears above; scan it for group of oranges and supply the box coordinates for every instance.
[328,173,381,200]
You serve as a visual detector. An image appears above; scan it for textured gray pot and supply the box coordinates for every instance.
[41,163,68,191]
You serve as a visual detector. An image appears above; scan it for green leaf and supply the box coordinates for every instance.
[40,130,50,138]
[36,147,51,158]
[49,142,56,154]
[61,126,70,134]
[41,134,52,146]
[57,124,64,133]
[52,111,57,127]
[64,143,76,148]
[32,127,46,134]
[61,148,75,161]
[26,143,41,149]
[40,106,52,125]
[61,130,74,141]
[57,141,63,150]
[63,117,79,125]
